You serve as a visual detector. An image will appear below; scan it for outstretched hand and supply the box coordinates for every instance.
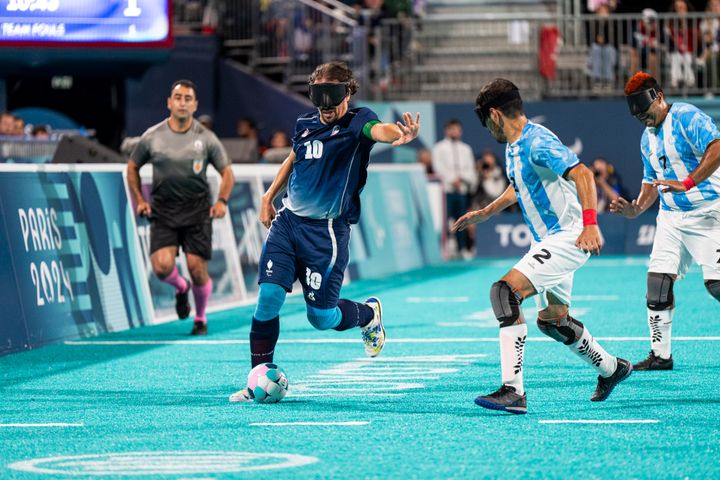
[451,208,491,232]
[609,197,640,218]
[653,179,686,193]
[392,112,420,146]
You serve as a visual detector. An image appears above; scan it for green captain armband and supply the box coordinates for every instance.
[362,120,381,140]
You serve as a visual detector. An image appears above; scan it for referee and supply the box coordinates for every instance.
[127,79,234,335]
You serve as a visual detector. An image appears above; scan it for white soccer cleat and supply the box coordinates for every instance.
[361,296,385,357]
[228,387,253,403]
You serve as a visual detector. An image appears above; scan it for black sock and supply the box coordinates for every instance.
[333,299,374,331]
[250,316,279,367]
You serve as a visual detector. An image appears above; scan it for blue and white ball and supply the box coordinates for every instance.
[247,363,289,403]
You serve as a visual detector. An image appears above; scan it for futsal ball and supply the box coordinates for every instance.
[247,363,289,403]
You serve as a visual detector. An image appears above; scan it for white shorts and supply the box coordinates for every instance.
[649,200,720,280]
[513,229,590,310]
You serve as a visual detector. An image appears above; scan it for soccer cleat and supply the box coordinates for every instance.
[474,385,527,414]
[228,387,253,403]
[190,321,207,336]
[362,297,385,357]
[591,358,632,402]
[634,351,673,371]
[175,281,191,320]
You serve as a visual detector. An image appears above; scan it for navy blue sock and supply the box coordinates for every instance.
[250,316,279,367]
[333,299,374,331]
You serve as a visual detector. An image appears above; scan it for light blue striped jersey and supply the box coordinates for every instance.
[505,121,583,241]
[640,102,720,211]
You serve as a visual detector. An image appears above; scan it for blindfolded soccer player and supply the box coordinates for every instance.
[453,79,632,414]
[610,72,720,370]
[230,61,420,402]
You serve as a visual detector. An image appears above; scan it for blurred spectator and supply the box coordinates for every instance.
[699,0,720,89]
[263,130,292,163]
[586,4,618,89]
[586,0,616,12]
[666,0,697,88]
[631,8,660,79]
[261,0,289,58]
[432,119,477,259]
[12,117,25,136]
[472,150,508,209]
[0,112,15,136]
[591,157,624,213]
[198,114,214,131]
[31,125,51,140]
[361,0,391,88]
[416,148,434,176]
[223,118,260,163]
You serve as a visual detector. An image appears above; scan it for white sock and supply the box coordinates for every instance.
[499,323,527,395]
[568,326,617,378]
[648,308,673,359]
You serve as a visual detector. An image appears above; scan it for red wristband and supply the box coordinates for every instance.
[582,209,597,226]
[682,176,696,190]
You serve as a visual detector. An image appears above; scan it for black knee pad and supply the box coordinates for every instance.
[706,280,720,302]
[537,316,584,345]
[647,272,675,311]
[490,281,524,327]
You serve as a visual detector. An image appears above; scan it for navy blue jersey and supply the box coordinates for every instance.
[283,107,379,224]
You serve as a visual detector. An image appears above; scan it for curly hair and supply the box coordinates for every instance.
[309,61,359,95]
[624,71,661,95]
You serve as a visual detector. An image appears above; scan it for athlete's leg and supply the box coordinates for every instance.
[537,293,617,378]
[182,220,213,334]
[639,210,685,368]
[706,280,720,302]
[150,221,191,319]
[186,253,211,331]
[251,282,286,367]
[473,268,532,414]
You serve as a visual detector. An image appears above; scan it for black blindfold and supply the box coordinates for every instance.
[309,83,349,109]
[475,88,521,127]
[626,87,659,116]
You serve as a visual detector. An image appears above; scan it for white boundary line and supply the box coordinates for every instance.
[249,421,368,427]
[0,423,83,428]
[539,420,659,425]
[65,336,720,346]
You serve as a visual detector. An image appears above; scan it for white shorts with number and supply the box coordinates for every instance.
[513,229,590,310]
[649,200,720,280]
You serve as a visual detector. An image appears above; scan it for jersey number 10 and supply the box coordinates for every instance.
[304,140,324,159]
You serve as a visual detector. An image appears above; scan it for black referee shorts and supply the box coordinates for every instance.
[150,218,213,260]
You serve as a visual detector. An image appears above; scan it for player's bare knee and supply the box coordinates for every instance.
[705,279,720,302]
[152,259,174,278]
[537,315,584,345]
[490,280,525,327]
[647,272,675,310]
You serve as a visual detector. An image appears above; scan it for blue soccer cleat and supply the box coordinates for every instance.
[474,385,527,414]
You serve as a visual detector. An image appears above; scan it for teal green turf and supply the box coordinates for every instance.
[1,256,719,479]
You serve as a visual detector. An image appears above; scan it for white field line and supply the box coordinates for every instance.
[0,423,83,428]
[539,420,659,425]
[66,336,720,346]
[249,421,368,427]
[289,393,406,398]
[406,296,470,303]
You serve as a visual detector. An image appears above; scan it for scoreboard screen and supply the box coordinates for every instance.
[0,0,171,47]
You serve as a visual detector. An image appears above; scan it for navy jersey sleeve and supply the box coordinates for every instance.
[351,107,380,142]
[529,132,580,177]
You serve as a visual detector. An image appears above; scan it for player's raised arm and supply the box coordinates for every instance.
[369,112,420,146]
[609,182,659,218]
[259,150,296,228]
[451,184,517,232]
[566,163,603,255]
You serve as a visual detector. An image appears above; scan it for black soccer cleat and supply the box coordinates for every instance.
[175,281,191,320]
[190,321,207,336]
[634,351,673,371]
[591,358,632,402]
[474,385,527,414]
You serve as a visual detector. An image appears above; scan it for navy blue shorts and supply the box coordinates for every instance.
[258,208,350,309]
